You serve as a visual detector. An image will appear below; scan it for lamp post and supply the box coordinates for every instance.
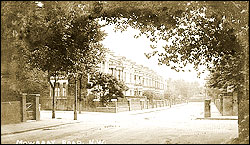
[72,73,78,120]
[78,72,83,114]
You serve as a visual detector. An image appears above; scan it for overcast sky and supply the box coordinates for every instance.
[100,24,208,85]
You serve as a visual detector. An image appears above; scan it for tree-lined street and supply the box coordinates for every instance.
[1,102,237,144]
[1,1,248,144]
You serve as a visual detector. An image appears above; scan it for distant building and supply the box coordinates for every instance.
[96,49,167,99]
[47,49,168,100]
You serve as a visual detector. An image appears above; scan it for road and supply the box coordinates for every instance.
[1,102,238,144]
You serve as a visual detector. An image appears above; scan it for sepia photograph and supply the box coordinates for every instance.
[1,1,249,144]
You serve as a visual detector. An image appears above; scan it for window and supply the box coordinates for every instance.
[55,83,60,97]
[109,68,113,75]
[62,83,66,97]
[50,86,52,97]
[124,72,126,82]
[55,88,60,96]
[118,70,121,80]
[101,61,105,72]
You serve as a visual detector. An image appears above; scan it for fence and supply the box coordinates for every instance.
[40,97,186,113]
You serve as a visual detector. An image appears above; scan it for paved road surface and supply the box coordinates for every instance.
[1,102,237,144]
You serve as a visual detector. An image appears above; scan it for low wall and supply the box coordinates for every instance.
[189,99,204,102]
[154,100,166,108]
[223,95,238,116]
[96,107,116,113]
[118,106,130,112]
[232,93,238,116]
[117,101,129,112]
[215,95,238,116]
[223,96,233,116]
[40,98,74,111]
[40,98,178,113]
[130,101,141,110]
[1,101,22,125]
[215,99,223,114]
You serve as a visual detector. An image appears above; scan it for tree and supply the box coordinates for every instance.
[87,71,128,106]
[1,1,48,101]
[2,1,248,142]
[143,90,156,103]
[2,1,107,118]
[94,2,248,142]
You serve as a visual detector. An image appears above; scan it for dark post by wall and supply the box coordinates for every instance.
[21,93,27,122]
[35,94,40,121]
[204,99,211,118]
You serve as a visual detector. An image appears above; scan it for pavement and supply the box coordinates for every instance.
[1,102,237,136]
[1,118,81,136]
[195,102,238,120]
[1,102,238,144]
[1,103,184,136]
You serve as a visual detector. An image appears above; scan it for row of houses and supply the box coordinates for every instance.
[96,49,167,98]
[49,49,168,100]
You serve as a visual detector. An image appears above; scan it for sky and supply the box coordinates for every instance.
[100,24,209,86]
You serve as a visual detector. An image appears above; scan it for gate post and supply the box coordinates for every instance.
[140,100,143,110]
[115,101,118,113]
[204,99,211,118]
[128,99,131,111]
[147,100,149,109]
[21,93,27,122]
[111,99,118,113]
[115,100,118,113]
[35,94,40,121]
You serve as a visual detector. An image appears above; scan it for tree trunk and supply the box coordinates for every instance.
[237,56,249,143]
[74,78,77,120]
[52,82,56,119]
[48,70,56,119]
[237,43,249,144]
[79,74,82,114]
[237,89,249,143]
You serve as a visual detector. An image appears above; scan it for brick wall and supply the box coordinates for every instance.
[214,94,238,116]
[40,98,74,111]
[1,101,22,125]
